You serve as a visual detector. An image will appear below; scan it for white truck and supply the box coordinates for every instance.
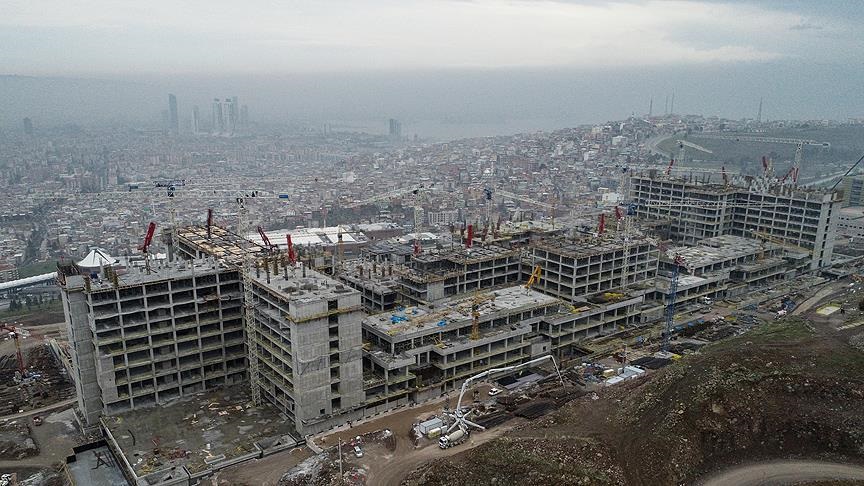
[438,428,468,449]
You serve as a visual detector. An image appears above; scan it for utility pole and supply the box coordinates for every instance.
[338,438,343,483]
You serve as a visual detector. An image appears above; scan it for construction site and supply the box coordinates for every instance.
[4,139,859,486]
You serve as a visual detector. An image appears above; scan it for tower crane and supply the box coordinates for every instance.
[663,254,686,353]
[693,133,830,184]
[525,265,542,290]
[138,221,157,275]
[665,139,714,175]
[236,193,262,407]
[492,189,558,228]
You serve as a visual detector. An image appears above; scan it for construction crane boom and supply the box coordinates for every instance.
[447,354,564,433]
[525,265,542,290]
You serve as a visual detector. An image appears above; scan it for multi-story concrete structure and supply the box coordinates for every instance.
[397,245,523,304]
[361,286,561,406]
[654,235,788,307]
[59,259,246,428]
[337,260,400,312]
[838,207,864,240]
[248,264,366,435]
[841,176,864,207]
[528,235,658,301]
[630,174,840,269]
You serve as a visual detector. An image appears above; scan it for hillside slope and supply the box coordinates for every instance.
[404,318,864,485]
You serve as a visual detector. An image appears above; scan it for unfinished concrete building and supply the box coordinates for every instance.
[337,260,400,312]
[528,235,658,302]
[59,259,246,428]
[653,235,787,308]
[397,245,523,304]
[630,174,840,269]
[361,286,562,408]
[248,263,366,435]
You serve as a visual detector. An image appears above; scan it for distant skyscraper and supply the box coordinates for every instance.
[240,105,249,129]
[22,117,33,135]
[168,94,179,135]
[225,98,236,133]
[192,106,201,134]
[212,98,224,133]
[388,118,402,139]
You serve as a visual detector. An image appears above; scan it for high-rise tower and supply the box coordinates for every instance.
[168,94,179,135]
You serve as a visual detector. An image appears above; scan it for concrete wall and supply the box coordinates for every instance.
[62,276,102,428]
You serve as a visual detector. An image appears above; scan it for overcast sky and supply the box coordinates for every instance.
[3,0,861,75]
[2,1,863,133]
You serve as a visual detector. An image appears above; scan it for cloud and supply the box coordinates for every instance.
[0,0,849,75]
[790,21,823,31]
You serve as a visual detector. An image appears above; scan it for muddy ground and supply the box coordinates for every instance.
[404,318,864,485]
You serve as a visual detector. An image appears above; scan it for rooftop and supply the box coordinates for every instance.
[178,225,264,266]
[248,225,369,249]
[534,235,654,259]
[410,244,518,264]
[63,258,229,292]
[665,235,779,268]
[363,285,560,339]
[250,262,359,304]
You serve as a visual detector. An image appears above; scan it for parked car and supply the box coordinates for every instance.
[353,445,363,458]
[488,387,502,396]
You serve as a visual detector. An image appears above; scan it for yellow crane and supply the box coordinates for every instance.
[525,265,542,289]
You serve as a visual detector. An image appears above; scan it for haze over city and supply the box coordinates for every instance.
[2,2,864,486]
[3,0,863,135]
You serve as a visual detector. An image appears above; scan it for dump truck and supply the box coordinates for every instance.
[438,428,468,449]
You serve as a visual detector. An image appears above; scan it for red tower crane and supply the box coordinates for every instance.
[465,224,474,249]
[257,226,275,252]
[139,221,157,274]
[286,234,296,265]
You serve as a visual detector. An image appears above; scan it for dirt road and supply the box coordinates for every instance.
[699,460,864,486]
[0,398,75,421]
[365,419,523,486]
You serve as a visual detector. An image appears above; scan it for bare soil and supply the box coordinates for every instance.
[404,318,864,485]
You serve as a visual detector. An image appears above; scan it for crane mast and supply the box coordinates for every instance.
[663,255,685,353]
[237,195,262,406]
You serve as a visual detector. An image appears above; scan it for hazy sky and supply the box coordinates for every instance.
[2,1,863,134]
[3,0,862,75]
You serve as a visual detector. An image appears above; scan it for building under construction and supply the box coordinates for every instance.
[652,235,789,309]
[248,262,367,435]
[60,259,246,428]
[396,245,523,305]
[529,235,658,302]
[630,174,839,269]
